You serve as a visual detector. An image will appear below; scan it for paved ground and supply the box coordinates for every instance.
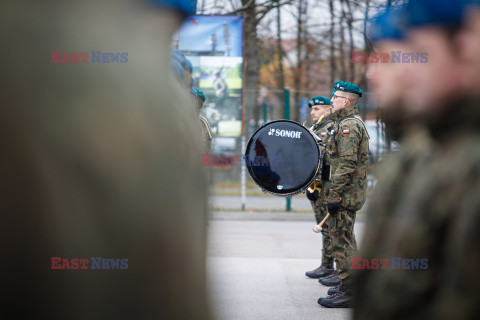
[210,195,314,211]
[211,195,371,212]
[207,212,365,320]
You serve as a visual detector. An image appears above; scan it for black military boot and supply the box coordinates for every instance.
[318,271,337,283]
[327,284,340,295]
[318,285,353,308]
[305,262,334,279]
[317,285,340,305]
[318,271,340,286]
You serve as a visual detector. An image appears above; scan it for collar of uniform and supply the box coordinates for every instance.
[335,104,359,121]
[319,118,333,129]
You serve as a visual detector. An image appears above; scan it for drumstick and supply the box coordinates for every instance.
[313,212,330,233]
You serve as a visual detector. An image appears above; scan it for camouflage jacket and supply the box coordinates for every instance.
[354,99,480,320]
[199,115,213,153]
[313,117,335,143]
[325,104,369,211]
[310,116,335,204]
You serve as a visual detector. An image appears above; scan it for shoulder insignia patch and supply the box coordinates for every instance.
[343,129,350,134]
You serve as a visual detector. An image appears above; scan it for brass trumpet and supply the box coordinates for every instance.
[309,114,325,134]
[307,179,322,194]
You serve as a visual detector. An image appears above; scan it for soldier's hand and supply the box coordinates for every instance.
[306,189,320,202]
[327,202,341,216]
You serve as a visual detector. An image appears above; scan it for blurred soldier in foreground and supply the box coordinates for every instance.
[318,81,370,308]
[355,1,480,319]
[0,1,211,319]
[354,6,435,318]
[304,96,335,279]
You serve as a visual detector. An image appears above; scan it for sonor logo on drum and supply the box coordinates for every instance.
[267,128,302,139]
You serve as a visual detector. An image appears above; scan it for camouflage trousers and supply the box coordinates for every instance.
[311,199,334,265]
[326,208,357,287]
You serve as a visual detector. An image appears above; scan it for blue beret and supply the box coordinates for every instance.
[194,87,206,102]
[369,8,407,42]
[308,96,331,108]
[334,81,363,97]
[404,0,480,29]
[189,86,197,98]
[149,0,197,16]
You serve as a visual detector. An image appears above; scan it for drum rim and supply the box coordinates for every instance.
[245,119,321,197]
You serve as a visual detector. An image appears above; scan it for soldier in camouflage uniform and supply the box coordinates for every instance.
[304,96,336,279]
[318,81,370,308]
[0,1,211,319]
[355,1,480,319]
[172,51,213,154]
[195,88,213,153]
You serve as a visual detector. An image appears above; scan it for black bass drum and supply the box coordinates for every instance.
[244,120,322,196]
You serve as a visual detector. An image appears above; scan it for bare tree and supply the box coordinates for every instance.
[241,0,261,123]
[198,0,394,121]
[276,0,285,101]
[360,0,373,91]
[339,0,347,81]
[293,0,307,122]
[344,0,355,82]
[199,0,206,13]
[223,0,294,126]
[329,0,336,86]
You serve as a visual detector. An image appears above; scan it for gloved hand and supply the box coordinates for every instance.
[327,202,341,216]
[306,189,319,202]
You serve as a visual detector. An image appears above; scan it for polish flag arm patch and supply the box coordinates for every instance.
[343,129,350,134]
[321,133,326,136]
